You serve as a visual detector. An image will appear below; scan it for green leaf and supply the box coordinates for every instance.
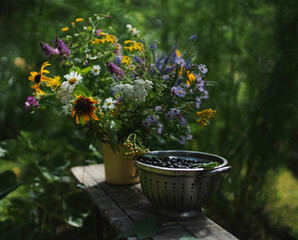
[73,84,91,97]
[0,170,21,200]
[62,191,91,227]
[114,218,162,240]
[80,66,92,74]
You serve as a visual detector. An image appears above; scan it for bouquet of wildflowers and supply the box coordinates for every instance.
[26,14,216,158]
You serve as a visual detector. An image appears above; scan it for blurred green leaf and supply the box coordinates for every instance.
[0,170,20,200]
[62,191,91,228]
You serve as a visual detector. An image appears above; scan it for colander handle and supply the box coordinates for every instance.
[202,166,232,177]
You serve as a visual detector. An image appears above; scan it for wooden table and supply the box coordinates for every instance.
[71,164,238,240]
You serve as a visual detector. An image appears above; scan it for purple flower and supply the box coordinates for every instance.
[175,57,185,66]
[195,97,201,108]
[186,133,193,140]
[189,34,197,41]
[114,56,122,66]
[107,62,124,77]
[133,56,142,64]
[169,108,181,118]
[178,136,186,145]
[162,75,169,80]
[157,123,163,134]
[171,86,185,98]
[96,28,102,36]
[25,96,38,110]
[195,83,205,93]
[40,42,60,57]
[155,106,162,111]
[53,37,71,58]
[202,90,209,100]
[198,64,208,74]
[179,117,188,125]
[142,115,158,127]
[150,41,157,51]
[84,60,88,66]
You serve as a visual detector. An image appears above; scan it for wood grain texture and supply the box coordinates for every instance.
[71,164,238,240]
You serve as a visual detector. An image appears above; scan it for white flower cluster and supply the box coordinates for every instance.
[57,71,82,105]
[113,78,153,103]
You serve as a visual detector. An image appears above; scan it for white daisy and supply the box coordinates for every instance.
[126,24,140,36]
[64,71,83,85]
[102,97,116,110]
[91,65,101,75]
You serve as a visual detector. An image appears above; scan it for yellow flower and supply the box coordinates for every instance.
[196,109,216,126]
[124,40,133,44]
[46,75,61,89]
[75,18,84,22]
[28,62,54,96]
[71,22,75,27]
[61,27,69,32]
[122,56,131,65]
[187,71,196,86]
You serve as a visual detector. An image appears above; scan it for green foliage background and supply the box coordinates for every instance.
[0,0,297,239]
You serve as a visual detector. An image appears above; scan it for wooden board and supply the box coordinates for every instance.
[71,164,238,240]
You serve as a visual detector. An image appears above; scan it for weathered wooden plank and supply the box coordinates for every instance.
[71,164,238,240]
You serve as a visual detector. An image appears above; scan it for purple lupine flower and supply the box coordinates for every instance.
[171,86,185,98]
[53,37,71,57]
[164,65,176,74]
[107,62,124,77]
[195,97,201,108]
[156,57,164,71]
[40,42,60,57]
[96,28,102,36]
[157,123,163,134]
[25,96,38,110]
[114,56,122,66]
[150,64,156,75]
[150,41,157,51]
[185,56,193,70]
[163,56,169,64]
[189,34,197,41]
[178,136,186,145]
[198,64,208,74]
[133,56,142,64]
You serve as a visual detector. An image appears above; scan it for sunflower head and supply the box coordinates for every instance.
[72,95,99,124]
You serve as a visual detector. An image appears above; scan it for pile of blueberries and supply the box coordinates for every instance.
[136,155,219,169]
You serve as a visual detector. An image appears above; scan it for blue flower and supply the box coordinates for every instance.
[195,97,201,108]
[189,34,197,41]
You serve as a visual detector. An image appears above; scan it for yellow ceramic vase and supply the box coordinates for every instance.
[102,143,140,185]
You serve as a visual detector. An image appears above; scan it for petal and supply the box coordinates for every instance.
[89,111,99,121]
[80,113,86,123]
[75,114,80,124]
[84,113,90,122]
[41,76,54,83]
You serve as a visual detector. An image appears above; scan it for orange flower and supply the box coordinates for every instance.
[28,62,54,96]
[72,95,99,124]
[186,71,196,86]
[61,27,69,32]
